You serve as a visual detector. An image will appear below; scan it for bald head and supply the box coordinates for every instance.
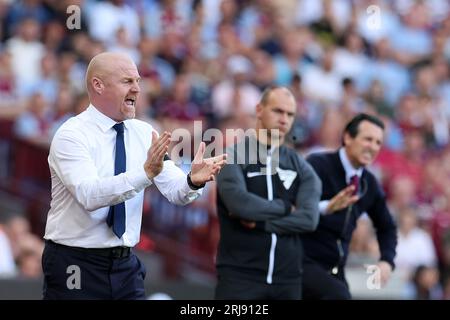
[85,52,141,122]
[256,86,297,145]
[260,86,296,107]
[85,52,136,95]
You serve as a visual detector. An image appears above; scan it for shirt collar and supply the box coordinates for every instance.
[339,147,363,183]
[86,104,130,132]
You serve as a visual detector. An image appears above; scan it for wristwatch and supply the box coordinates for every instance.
[187,171,205,190]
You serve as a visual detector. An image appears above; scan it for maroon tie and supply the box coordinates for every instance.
[350,175,359,196]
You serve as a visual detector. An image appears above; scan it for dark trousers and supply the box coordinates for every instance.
[301,257,351,300]
[42,240,146,300]
[215,275,302,300]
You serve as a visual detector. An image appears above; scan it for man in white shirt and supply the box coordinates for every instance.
[42,52,226,300]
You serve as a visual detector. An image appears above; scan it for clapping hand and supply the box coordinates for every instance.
[144,131,171,180]
[190,142,227,186]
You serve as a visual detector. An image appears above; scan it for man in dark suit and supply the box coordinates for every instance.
[302,113,397,299]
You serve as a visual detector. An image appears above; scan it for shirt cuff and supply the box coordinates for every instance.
[319,200,330,215]
[126,166,152,193]
[181,176,203,201]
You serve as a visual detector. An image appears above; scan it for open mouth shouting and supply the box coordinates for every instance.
[124,97,136,108]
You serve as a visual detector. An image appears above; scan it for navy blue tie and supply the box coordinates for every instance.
[107,123,126,238]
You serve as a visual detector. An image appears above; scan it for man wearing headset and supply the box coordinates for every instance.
[302,113,398,299]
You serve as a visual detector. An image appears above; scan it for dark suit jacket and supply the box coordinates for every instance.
[302,151,397,271]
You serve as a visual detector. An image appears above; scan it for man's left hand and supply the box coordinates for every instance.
[377,261,392,287]
[190,142,227,186]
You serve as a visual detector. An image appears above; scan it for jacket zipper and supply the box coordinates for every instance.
[266,149,277,284]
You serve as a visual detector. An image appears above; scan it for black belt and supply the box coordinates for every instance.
[47,240,131,259]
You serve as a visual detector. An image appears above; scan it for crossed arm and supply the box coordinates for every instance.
[217,156,321,234]
[262,157,321,234]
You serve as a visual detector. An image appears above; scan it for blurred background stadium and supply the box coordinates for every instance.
[1,0,450,300]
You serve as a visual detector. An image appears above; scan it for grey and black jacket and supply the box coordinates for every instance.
[216,135,321,284]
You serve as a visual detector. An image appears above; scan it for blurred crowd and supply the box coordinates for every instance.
[1,0,450,299]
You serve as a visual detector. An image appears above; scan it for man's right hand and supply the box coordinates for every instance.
[325,185,359,214]
[144,131,171,180]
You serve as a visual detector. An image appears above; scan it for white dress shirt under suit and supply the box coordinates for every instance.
[318,148,363,214]
[44,105,201,248]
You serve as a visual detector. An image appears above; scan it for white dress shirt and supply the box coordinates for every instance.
[44,105,201,248]
[319,148,363,214]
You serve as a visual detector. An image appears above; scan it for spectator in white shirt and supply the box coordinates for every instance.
[0,225,16,278]
[41,52,226,300]
[302,48,342,104]
[211,55,261,129]
[395,206,437,274]
[5,17,45,96]
[87,0,140,47]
